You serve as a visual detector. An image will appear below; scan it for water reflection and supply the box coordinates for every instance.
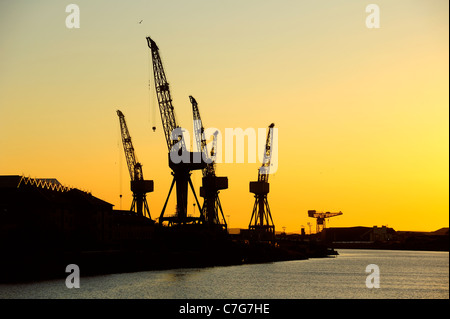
[0,250,448,299]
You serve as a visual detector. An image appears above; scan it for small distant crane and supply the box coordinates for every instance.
[308,210,343,234]
[117,110,154,218]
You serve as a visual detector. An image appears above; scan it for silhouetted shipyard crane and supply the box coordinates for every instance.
[146,37,205,226]
[248,123,275,241]
[190,96,228,229]
[308,210,343,233]
[117,110,154,218]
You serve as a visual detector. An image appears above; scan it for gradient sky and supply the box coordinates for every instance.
[1,0,448,232]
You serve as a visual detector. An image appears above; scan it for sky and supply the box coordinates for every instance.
[0,0,448,232]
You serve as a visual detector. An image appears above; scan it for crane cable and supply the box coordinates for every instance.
[118,123,123,210]
[148,48,157,132]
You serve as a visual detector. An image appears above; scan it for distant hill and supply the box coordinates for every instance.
[228,228,304,235]
[431,228,449,235]
[228,227,449,236]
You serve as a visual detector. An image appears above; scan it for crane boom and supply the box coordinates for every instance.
[190,95,216,177]
[258,123,275,183]
[208,131,219,176]
[146,37,185,151]
[190,96,207,170]
[117,110,143,181]
[308,211,343,219]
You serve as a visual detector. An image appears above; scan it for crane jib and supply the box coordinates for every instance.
[257,123,275,183]
[117,110,142,182]
[147,36,187,152]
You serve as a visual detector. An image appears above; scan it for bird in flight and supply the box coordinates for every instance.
[139,20,143,24]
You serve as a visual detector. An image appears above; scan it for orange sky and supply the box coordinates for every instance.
[0,1,448,232]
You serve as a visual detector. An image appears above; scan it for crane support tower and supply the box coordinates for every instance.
[146,37,206,226]
[308,210,343,233]
[190,96,228,229]
[248,123,276,241]
[117,110,154,218]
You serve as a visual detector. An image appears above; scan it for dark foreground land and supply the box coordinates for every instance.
[0,224,336,283]
[0,177,336,283]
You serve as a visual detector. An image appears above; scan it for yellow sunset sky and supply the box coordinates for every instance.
[0,1,448,232]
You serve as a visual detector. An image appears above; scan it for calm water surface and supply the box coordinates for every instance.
[0,249,448,299]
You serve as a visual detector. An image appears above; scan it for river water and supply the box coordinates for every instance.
[0,249,448,299]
